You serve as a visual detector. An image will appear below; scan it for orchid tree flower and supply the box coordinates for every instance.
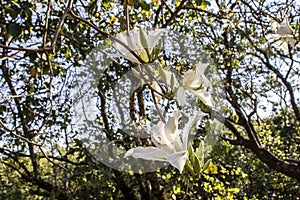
[124,111,207,173]
[177,62,215,107]
[150,81,164,103]
[150,66,179,103]
[113,28,165,64]
[269,15,296,53]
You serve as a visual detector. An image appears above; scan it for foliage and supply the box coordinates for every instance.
[0,0,299,199]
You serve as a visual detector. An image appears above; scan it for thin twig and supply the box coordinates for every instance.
[51,0,73,47]
[162,0,187,28]
[39,147,67,170]
[125,0,130,32]
[0,120,42,146]
[0,0,74,54]
[43,0,52,47]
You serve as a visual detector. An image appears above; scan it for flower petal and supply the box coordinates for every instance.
[151,121,169,148]
[271,19,279,32]
[182,111,207,150]
[165,112,181,143]
[177,86,187,105]
[191,90,215,107]
[287,36,296,47]
[124,146,168,161]
[151,81,163,103]
[277,16,293,35]
[147,29,165,53]
[113,53,141,64]
[183,69,200,88]
[280,41,289,53]
[165,112,184,152]
[167,151,188,173]
[114,29,145,63]
[195,62,209,76]
[195,62,211,88]
[164,69,179,88]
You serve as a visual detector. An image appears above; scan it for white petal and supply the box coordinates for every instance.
[164,112,181,145]
[273,39,289,53]
[195,62,209,76]
[126,29,143,51]
[277,16,293,35]
[271,19,279,32]
[280,42,289,53]
[268,34,281,41]
[164,69,179,88]
[114,53,141,64]
[167,151,188,173]
[182,111,207,150]
[165,112,184,152]
[114,29,144,63]
[287,36,296,47]
[151,121,168,148]
[124,147,168,161]
[183,70,197,87]
[177,87,187,105]
[191,90,215,107]
[195,63,211,88]
[147,29,165,52]
[151,81,163,103]
[115,33,130,52]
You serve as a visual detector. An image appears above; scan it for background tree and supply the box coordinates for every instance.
[0,0,299,199]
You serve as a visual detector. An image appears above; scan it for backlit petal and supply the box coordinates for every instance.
[182,111,207,150]
[167,151,188,173]
[191,90,215,107]
[124,146,168,162]
[177,87,187,105]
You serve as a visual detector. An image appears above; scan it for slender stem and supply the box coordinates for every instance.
[43,0,51,47]
[150,88,166,123]
[125,0,130,32]
[51,0,73,47]
[70,11,145,64]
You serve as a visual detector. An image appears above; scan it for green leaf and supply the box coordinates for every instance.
[5,6,18,19]
[151,38,162,60]
[203,159,212,171]
[7,23,22,37]
[157,64,167,84]
[65,48,71,59]
[196,140,204,163]
[188,144,195,164]
[139,28,150,58]
[140,1,151,11]
[185,159,196,176]
[201,0,210,10]
[119,17,127,32]
[194,153,202,174]
[24,51,37,61]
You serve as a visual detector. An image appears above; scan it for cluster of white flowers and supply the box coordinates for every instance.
[269,15,297,53]
[113,28,165,63]
[111,28,215,173]
[125,111,207,173]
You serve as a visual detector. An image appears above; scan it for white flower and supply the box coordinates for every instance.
[269,16,296,53]
[150,81,163,103]
[113,28,165,63]
[124,111,207,173]
[177,62,215,107]
[221,18,241,30]
[151,68,179,103]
